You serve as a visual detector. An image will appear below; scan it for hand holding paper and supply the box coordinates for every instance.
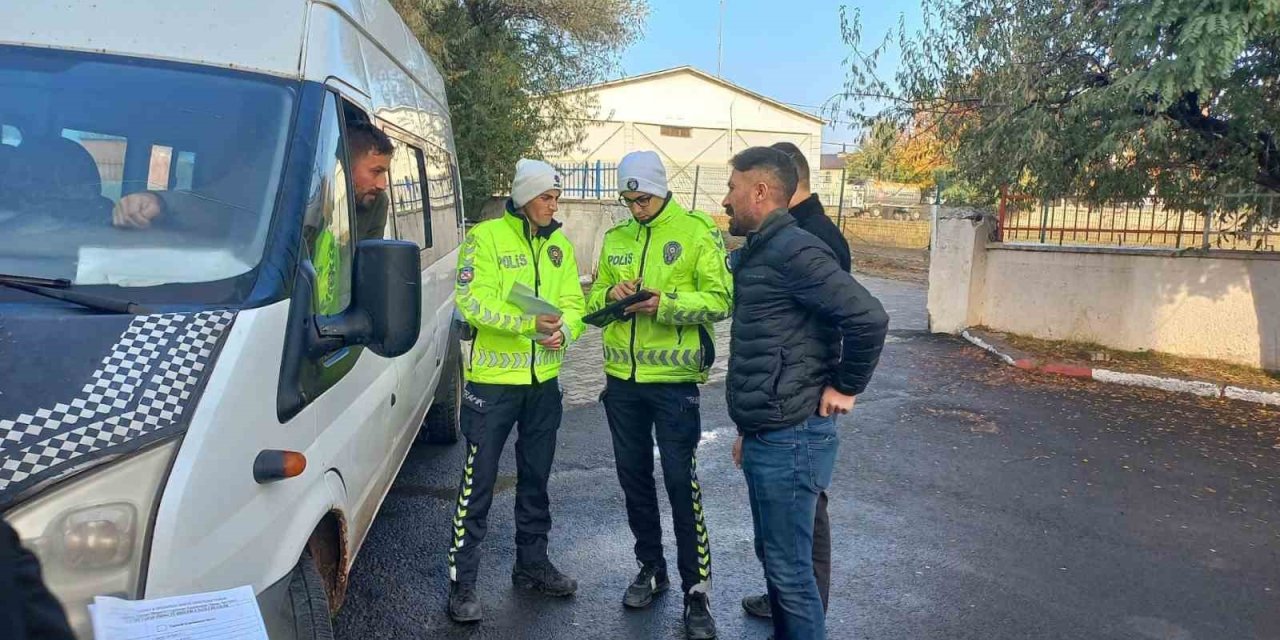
[507,282,561,317]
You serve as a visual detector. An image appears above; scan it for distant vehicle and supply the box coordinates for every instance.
[0,1,465,637]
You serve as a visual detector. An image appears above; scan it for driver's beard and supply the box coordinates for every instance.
[728,214,748,237]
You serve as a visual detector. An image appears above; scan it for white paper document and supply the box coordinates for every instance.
[89,585,268,640]
[507,282,561,316]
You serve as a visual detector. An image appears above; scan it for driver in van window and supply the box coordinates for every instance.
[111,120,393,241]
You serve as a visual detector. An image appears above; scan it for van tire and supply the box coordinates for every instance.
[288,550,335,640]
[421,346,462,444]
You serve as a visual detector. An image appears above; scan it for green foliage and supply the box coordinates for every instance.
[839,0,1280,218]
[845,120,905,181]
[393,0,647,218]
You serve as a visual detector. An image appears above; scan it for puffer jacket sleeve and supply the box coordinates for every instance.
[785,243,890,395]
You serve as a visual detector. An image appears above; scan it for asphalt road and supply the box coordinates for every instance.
[335,278,1280,639]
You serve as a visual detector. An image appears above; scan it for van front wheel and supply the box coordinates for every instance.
[286,549,335,640]
[421,346,462,444]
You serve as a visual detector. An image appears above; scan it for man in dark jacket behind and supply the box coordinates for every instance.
[1,519,75,640]
[722,147,889,640]
[736,142,853,622]
[769,142,851,273]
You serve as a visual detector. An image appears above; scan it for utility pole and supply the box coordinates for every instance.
[717,0,725,77]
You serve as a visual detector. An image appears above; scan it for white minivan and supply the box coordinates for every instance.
[0,1,464,637]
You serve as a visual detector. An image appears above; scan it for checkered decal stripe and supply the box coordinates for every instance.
[0,311,234,498]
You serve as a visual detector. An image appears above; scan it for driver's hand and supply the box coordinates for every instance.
[112,192,163,229]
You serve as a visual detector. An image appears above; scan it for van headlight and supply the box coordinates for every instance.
[3,440,180,639]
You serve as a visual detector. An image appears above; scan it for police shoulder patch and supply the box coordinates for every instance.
[457,266,475,284]
[663,240,683,265]
[548,245,564,268]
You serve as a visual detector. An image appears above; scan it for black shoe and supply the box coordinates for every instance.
[741,593,772,619]
[447,581,481,623]
[622,562,670,609]
[683,592,717,639]
[512,559,578,597]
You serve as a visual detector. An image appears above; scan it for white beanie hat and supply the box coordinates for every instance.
[511,158,562,209]
[618,150,668,197]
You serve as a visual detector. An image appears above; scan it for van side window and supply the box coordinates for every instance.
[387,137,431,249]
[426,145,460,231]
[302,93,355,315]
[61,129,127,202]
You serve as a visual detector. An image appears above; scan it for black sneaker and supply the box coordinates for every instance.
[511,559,578,597]
[622,562,670,609]
[683,592,717,639]
[447,581,481,623]
[741,593,772,618]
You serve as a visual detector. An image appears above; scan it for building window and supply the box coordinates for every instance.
[660,126,692,138]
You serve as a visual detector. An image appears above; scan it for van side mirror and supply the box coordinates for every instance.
[312,240,421,358]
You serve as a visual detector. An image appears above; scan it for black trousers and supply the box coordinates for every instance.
[447,380,562,586]
[602,376,710,594]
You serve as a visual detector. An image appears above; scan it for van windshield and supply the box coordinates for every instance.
[0,45,296,290]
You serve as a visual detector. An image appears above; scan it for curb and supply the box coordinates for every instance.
[960,329,1280,407]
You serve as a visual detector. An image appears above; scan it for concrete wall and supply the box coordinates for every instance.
[929,212,1280,371]
[556,199,630,281]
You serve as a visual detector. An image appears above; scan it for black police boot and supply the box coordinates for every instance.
[622,562,670,609]
[447,581,481,623]
[683,591,717,639]
[511,559,578,597]
[741,593,772,618]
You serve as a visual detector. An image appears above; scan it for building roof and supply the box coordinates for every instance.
[565,66,826,125]
[820,153,848,171]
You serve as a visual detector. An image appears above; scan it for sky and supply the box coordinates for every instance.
[618,0,924,153]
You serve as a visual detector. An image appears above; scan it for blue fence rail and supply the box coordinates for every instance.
[556,161,618,200]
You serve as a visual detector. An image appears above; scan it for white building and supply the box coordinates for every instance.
[544,66,824,208]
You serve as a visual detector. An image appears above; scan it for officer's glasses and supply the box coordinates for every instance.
[619,194,655,208]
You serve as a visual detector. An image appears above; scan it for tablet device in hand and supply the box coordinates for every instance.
[584,290,655,328]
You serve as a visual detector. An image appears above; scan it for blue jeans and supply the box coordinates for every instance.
[742,415,839,640]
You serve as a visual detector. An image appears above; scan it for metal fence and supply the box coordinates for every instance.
[558,161,619,200]
[555,161,889,220]
[997,192,1280,252]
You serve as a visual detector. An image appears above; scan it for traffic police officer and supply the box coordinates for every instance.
[588,150,732,639]
[447,159,586,623]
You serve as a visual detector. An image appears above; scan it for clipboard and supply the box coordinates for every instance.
[584,290,655,328]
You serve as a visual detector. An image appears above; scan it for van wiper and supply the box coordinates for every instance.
[0,273,151,314]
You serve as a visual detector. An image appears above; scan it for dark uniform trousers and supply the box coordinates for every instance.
[602,376,711,594]
[448,379,563,586]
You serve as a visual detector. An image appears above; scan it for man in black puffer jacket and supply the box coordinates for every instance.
[737,143,855,623]
[722,147,888,640]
